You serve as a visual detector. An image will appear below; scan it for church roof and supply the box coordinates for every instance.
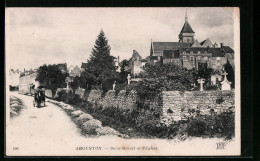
[200,38,213,47]
[222,46,234,53]
[180,21,195,34]
[190,39,201,47]
[152,42,191,52]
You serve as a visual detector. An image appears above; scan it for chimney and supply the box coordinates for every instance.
[220,43,224,48]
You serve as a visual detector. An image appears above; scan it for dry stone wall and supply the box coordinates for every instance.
[161,90,235,124]
[64,87,235,125]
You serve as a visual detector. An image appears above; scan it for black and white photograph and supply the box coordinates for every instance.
[5,7,240,156]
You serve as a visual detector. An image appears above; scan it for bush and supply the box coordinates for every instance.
[55,90,82,105]
[82,119,102,134]
[183,112,235,139]
[186,117,207,137]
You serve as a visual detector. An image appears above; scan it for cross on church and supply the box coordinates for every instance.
[127,74,131,85]
[113,81,116,90]
[222,72,228,81]
[197,78,205,91]
[65,77,72,90]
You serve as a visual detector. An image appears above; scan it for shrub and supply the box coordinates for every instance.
[82,119,102,134]
[186,117,207,137]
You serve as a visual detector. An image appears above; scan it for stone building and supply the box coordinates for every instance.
[128,50,148,77]
[149,12,234,71]
[19,70,39,94]
[69,65,81,77]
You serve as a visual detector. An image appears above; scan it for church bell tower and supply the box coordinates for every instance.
[179,10,195,43]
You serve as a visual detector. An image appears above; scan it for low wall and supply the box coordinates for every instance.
[55,87,235,124]
[161,90,235,123]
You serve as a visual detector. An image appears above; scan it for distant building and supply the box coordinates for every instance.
[19,70,39,94]
[128,50,148,77]
[114,56,121,72]
[70,65,81,77]
[150,12,234,71]
[9,69,21,87]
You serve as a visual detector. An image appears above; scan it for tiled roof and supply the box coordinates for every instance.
[190,39,201,47]
[200,38,213,47]
[152,42,191,52]
[222,46,234,53]
[130,50,142,61]
[180,21,195,33]
[150,56,159,60]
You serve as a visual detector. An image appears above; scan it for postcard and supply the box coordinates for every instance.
[5,7,240,156]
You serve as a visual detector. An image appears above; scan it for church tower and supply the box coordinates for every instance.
[178,11,195,43]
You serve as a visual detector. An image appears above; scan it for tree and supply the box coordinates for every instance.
[85,30,116,78]
[144,62,195,91]
[119,59,130,80]
[36,64,69,94]
[224,59,235,88]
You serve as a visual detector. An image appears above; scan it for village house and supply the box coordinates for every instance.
[128,50,148,77]
[69,65,81,77]
[19,69,39,94]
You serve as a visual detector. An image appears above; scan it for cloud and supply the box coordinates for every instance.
[5,8,236,71]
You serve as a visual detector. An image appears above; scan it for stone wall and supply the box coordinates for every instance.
[161,90,235,124]
[61,88,234,125]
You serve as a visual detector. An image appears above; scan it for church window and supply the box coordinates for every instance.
[190,56,194,61]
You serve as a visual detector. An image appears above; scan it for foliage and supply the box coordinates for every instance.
[55,90,82,105]
[143,62,195,91]
[119,59,130,81]
[84,30,116,78]
[184,112,235,139]
[224,59,235,88]
[36,64,68,94]
[69,76,80,93]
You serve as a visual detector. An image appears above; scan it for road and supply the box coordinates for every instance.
[6,92,237,156]
[6,92,118,156]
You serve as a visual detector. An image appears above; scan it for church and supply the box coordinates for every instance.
[149,12,234,71]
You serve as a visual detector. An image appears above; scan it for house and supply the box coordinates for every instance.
[128,50,148,77]
[19,70,39,94]
[70,66,81,77]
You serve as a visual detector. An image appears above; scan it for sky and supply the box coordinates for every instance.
[5,7,237,71]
